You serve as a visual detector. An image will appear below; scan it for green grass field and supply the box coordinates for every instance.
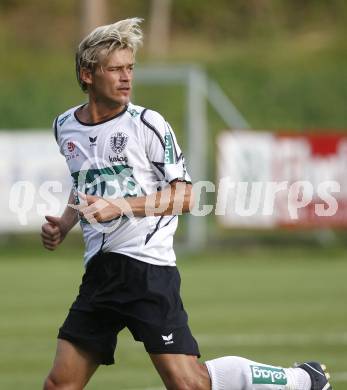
[0,240,346,389]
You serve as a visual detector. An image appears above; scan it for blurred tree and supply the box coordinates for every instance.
[1,0,347,48]
[148,0,171,58]
[250,0,270,16]
[148,0,172,58]
[81,0,108,37]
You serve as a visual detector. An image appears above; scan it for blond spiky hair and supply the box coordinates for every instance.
[76,17,143,92]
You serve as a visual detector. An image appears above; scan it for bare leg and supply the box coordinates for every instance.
[150,353,211,390]
[43,339,99,390]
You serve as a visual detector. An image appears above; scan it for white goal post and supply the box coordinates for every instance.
[135,65,250,250]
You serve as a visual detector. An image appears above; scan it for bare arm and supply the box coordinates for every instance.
[73,181,194,223]
[59,189,80,231]
[121,181,194,217]
[41,189,79,250]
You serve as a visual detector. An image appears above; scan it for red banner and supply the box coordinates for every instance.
[217,131,347,229]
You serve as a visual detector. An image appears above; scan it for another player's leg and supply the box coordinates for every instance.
[43,339,99,390]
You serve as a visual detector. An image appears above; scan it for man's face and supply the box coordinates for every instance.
[88,47,135,107]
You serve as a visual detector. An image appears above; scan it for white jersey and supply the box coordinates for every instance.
[54,103,191,266]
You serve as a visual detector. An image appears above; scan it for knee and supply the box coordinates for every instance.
[43,374,76,390]
[43,375,58,390]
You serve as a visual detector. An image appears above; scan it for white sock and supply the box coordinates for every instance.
[283,368,311,390]
[205,356,311,390]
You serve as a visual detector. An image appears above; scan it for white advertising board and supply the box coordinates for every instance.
[0,131,71,232]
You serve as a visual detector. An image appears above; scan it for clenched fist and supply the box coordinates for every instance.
[41,215,67,251]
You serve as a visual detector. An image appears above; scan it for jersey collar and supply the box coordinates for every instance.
[74,104,128,126]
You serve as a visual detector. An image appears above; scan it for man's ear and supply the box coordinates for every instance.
[80,67,93,88]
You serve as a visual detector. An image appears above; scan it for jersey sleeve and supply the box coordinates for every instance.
[53,117,59,141]
[52,116,64,156]
[52,112,70,156]
[141,109,192,184]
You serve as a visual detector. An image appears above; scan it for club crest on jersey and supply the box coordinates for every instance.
[110,132,128,154]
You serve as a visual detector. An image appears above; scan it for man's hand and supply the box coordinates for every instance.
[69,193,125,223]
[41,216,68,251]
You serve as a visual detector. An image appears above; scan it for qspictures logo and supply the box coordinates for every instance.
[251,365,287,385]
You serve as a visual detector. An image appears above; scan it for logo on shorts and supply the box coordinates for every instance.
[110,132,128,154]
[162,333,174,345]
[251,365,287,385]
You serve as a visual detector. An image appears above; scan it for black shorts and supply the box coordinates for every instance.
[58,252,200,365]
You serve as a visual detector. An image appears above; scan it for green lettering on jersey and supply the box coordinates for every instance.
[164,132,175,164]
[71,164,142,224]
[71,164,142,199]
